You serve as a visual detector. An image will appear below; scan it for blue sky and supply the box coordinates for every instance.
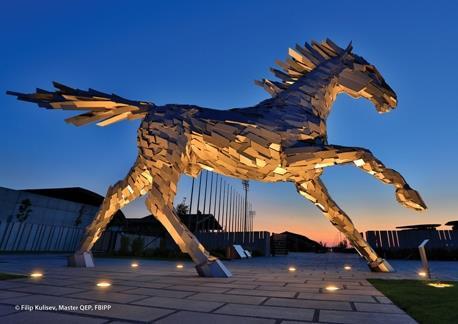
[1,0,457,243]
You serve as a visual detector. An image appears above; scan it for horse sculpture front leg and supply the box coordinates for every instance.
[287,144,426,272]
[295,177,394,272]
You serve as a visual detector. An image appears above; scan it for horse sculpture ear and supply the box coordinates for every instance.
[341,41,353,60]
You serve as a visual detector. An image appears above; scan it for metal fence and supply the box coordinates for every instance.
[366,229,458,250]
[0,221,84,252]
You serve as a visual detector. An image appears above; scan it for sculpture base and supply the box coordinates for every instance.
[68,252,95,268]
[196,258,232,278]
[368,258,394,272]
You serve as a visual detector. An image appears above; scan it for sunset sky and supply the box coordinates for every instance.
[1,1,457,245]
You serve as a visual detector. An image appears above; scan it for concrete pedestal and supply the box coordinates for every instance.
[369,258,394,272]
[67,252,95,268]
[196,258,232,278]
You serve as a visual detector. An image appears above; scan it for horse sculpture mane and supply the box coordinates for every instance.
[7,38,426,278]
[256,39,346,96]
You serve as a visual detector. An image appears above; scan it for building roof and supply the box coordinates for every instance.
[396,224,441,230]
[24,187,105,206]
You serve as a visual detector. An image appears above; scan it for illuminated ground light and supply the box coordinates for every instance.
[344,265,352,271]
[418,271,428,277]
[96,281,111,288]
[176,264,184,269]
[288,266,297,272]
[428,282,454,288]
[131,262,139,268]
[325,285,340,292]
[30,272,43,278]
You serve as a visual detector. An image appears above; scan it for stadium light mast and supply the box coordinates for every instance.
[242,180,249,242]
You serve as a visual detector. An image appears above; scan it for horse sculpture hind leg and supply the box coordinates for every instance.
[288,144,426,272]
[142,145,232,277]
[69,156,153,267]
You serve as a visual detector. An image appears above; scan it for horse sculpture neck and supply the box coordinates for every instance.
[270,58,347,121]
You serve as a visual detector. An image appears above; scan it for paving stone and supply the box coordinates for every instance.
[122,287,195,298]
[375,296,393,304]
[156,311,276,324]
[117,281,172,289]
[297,292,376,303]
[133,296,223,312]
[36,278,83,286]
[265,297,352,310]
[202,282,259,289]
[0,291,30,300]
[65,282,142,292]
[323,289,383,296]
[319,310,417,324]
[188,292,267,305]
[0,281,28,290]
[288,282,345,289]
[354,302,404,313]
[0,304,18,316]
[67,291,146,303]
[10,284,85,296]
[253,281,289,286]
[256,285,319,293]
[227,288,296,298]
[0,311,107,324]
[215,303,315,321]
[75,303,174,322]
[0,294,96,308]
[281,321,320,324]
[166,284,230,293]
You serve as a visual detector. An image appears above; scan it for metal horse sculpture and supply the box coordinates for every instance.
[8,39,426,277]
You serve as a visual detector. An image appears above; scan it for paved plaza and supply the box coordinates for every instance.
[0,253,457,323]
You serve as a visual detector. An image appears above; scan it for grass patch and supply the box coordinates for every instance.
[0,273,27,280]
[368,279,458,324]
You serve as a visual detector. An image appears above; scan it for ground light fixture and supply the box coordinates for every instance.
[30,272,43,278]
[325,285,340,292]
[418,271,428,278]
[96,281,111,288]
[131,262,139,268]
[176,264,184,269]
[344,265,352,270]
[288,266,297,272]
[427,282,454,288]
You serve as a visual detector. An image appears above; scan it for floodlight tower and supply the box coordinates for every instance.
[242,180,249,242]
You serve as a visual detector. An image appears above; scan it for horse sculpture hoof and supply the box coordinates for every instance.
[68,252,95,268]
[196,258,232,278]
[396,186,427,211]
[368,258,394,272]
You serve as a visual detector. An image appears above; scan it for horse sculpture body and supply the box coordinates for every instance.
[8,39,426,277]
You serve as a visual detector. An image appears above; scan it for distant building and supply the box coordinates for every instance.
[366,223,458,250]
[0,186,125,252]
[271,231,321,255]
[0,186,270,256]
[0,187,125,227]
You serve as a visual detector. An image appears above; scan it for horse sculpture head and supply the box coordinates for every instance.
[256,39,398,115]
[337,43,397,113]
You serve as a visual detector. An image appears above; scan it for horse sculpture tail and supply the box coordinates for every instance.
[7,82,154,127]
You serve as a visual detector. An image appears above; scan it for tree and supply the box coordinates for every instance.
[337,239,348,249]
[16,199,32,222]
[74,205,85,226]
[175,198,189,217]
